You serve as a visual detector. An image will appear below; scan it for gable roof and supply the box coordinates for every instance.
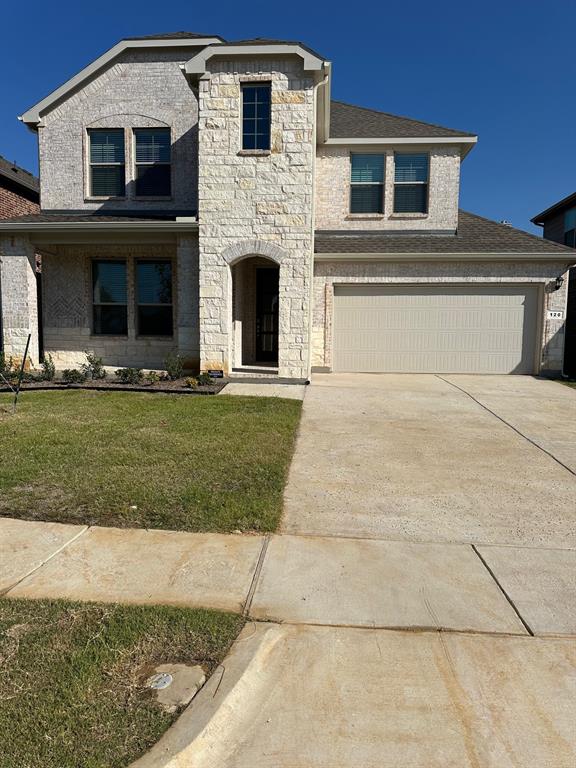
[19,34,223,126]
[532,192,576,225]
[124,31,224,41]
[315,210,576,257]
[0,155,39,196]
[329,100,476,140]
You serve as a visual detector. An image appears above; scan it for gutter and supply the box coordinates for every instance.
[0,220,199,233]
[313,251,575,262]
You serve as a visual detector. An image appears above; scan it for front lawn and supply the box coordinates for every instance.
[0,598,243,768]
[0,390,301,532]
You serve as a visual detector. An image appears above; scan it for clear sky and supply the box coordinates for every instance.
[2,0,574,233]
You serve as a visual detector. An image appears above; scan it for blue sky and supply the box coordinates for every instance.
[2,0,574,233]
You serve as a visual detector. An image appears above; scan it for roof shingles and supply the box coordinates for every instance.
[330,100,476,139]
[315,211,575,255]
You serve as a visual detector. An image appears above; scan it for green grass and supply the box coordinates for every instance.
[561,380,576,389]
[0,390,301,532]
[0,597,243,768]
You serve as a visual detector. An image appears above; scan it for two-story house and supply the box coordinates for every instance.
[0,32,573,378]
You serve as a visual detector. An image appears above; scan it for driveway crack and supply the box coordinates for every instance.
[435,375,575,477]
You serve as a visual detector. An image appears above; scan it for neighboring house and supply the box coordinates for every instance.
[0,156,39,354]
[0,32,573,378]
[532,193,576,376]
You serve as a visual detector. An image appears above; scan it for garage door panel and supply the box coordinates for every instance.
[333,285,539,374]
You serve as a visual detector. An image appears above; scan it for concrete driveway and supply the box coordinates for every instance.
[282,374,576,549]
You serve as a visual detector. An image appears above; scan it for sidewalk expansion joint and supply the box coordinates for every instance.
[1,524,89,597]
[471,544,534,636]
[243,534,271,617]
[436,375,576,478]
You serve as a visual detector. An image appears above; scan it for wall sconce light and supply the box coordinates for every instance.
[555,276,564,291]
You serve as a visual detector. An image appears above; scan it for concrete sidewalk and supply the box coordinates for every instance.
[2,518,575,636]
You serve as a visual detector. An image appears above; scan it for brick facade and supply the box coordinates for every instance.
[0,183,40,219]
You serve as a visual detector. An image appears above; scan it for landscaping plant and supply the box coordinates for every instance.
[115,367,144,385]
[61,368,87,384]
[41,354,56,381]
[164,352,184,381]
[81,352,106,380]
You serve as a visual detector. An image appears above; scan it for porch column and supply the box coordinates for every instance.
[0,236,39,367]
[176,236,200,370]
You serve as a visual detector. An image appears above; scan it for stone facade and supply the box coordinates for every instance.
[40,243,184,369]
[315,146,460,232]
[312,260,570,374]
[197,58,315,378]
[38,50,199,212]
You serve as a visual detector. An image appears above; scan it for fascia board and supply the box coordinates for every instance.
[313,251,574,262]
[184,44,325,75]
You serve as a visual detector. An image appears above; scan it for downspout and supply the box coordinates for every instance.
[307,68,330,382]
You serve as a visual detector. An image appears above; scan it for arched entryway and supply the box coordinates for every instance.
[231,256,279,370]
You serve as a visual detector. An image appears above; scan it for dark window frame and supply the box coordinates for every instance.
[133,128,172,198]
[88,129,126,199]
[241,83,272,151]
[393,152,430,214]
[136,259,174,337]
[349,153,385,214]
[92,259,128,336]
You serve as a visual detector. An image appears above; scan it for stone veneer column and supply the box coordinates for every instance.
[0,236,39,366]
[176,236,200,369]
[197,59,316,379]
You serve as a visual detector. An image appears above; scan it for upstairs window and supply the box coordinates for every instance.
[350,154,384,213]
[564,208,576,248]
[394,153,429,213]
[134,129,171,197]
[88,129,125,197]
[136,261,173,336]
[92,260,127,335]
[242,84,271,150]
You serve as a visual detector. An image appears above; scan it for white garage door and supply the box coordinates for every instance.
[333,284,540,374]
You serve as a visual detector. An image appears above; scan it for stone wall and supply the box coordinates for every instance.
[197,57,315,378]
[315,145,460,232]
[312,259,570,374]
[40,242,194,369]
[38,49,199,212]
[0,236,39,365]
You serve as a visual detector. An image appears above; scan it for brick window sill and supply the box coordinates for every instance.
[345,213,385,220]
[389,213,429,219]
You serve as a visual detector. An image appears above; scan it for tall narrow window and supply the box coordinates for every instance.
[134,129,171,196]
[92,261,128,335]
[88,129,125,197]
[136,261,173,336]
[242,83,271,150]
[394,153,429,213]
[350,154,384,213]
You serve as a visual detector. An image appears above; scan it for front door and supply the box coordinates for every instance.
[256,268,279,363]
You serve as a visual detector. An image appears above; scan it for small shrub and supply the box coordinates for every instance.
[197,372,212,387]
[164,352,184,381]
[41,354,56,381]
[185,377,198,389]
[145,371,160,385]
[81,352,106,380]
[115,367,143,385]
[0,352,16,377]
[62,368,87,384]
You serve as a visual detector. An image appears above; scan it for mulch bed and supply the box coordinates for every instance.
[0,378,227,395]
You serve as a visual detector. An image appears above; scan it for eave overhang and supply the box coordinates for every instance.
[323,135,478,158]
[19,37,223,127]
[184,43,327,76]
[0,219,198,246]
[313,250,575,262]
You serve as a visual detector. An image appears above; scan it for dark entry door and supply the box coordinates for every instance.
[256,268,279,362]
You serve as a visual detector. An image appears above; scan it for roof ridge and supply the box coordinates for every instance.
[332,100,476,137]
[459,209,573,251]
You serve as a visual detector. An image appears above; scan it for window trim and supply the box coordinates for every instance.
[240,82,272,152]
[393,152,430,215]
[87,128,126,200]
[91,259,128,336]
[135,259,174,338]
[132,128,173,200]
[349,153,385,215]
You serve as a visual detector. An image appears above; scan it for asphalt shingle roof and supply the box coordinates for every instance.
[330,100,476,139]
[0,211,194,224]
[315,211,576,255]
[0,156,40,195]
[123,32,224,41]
